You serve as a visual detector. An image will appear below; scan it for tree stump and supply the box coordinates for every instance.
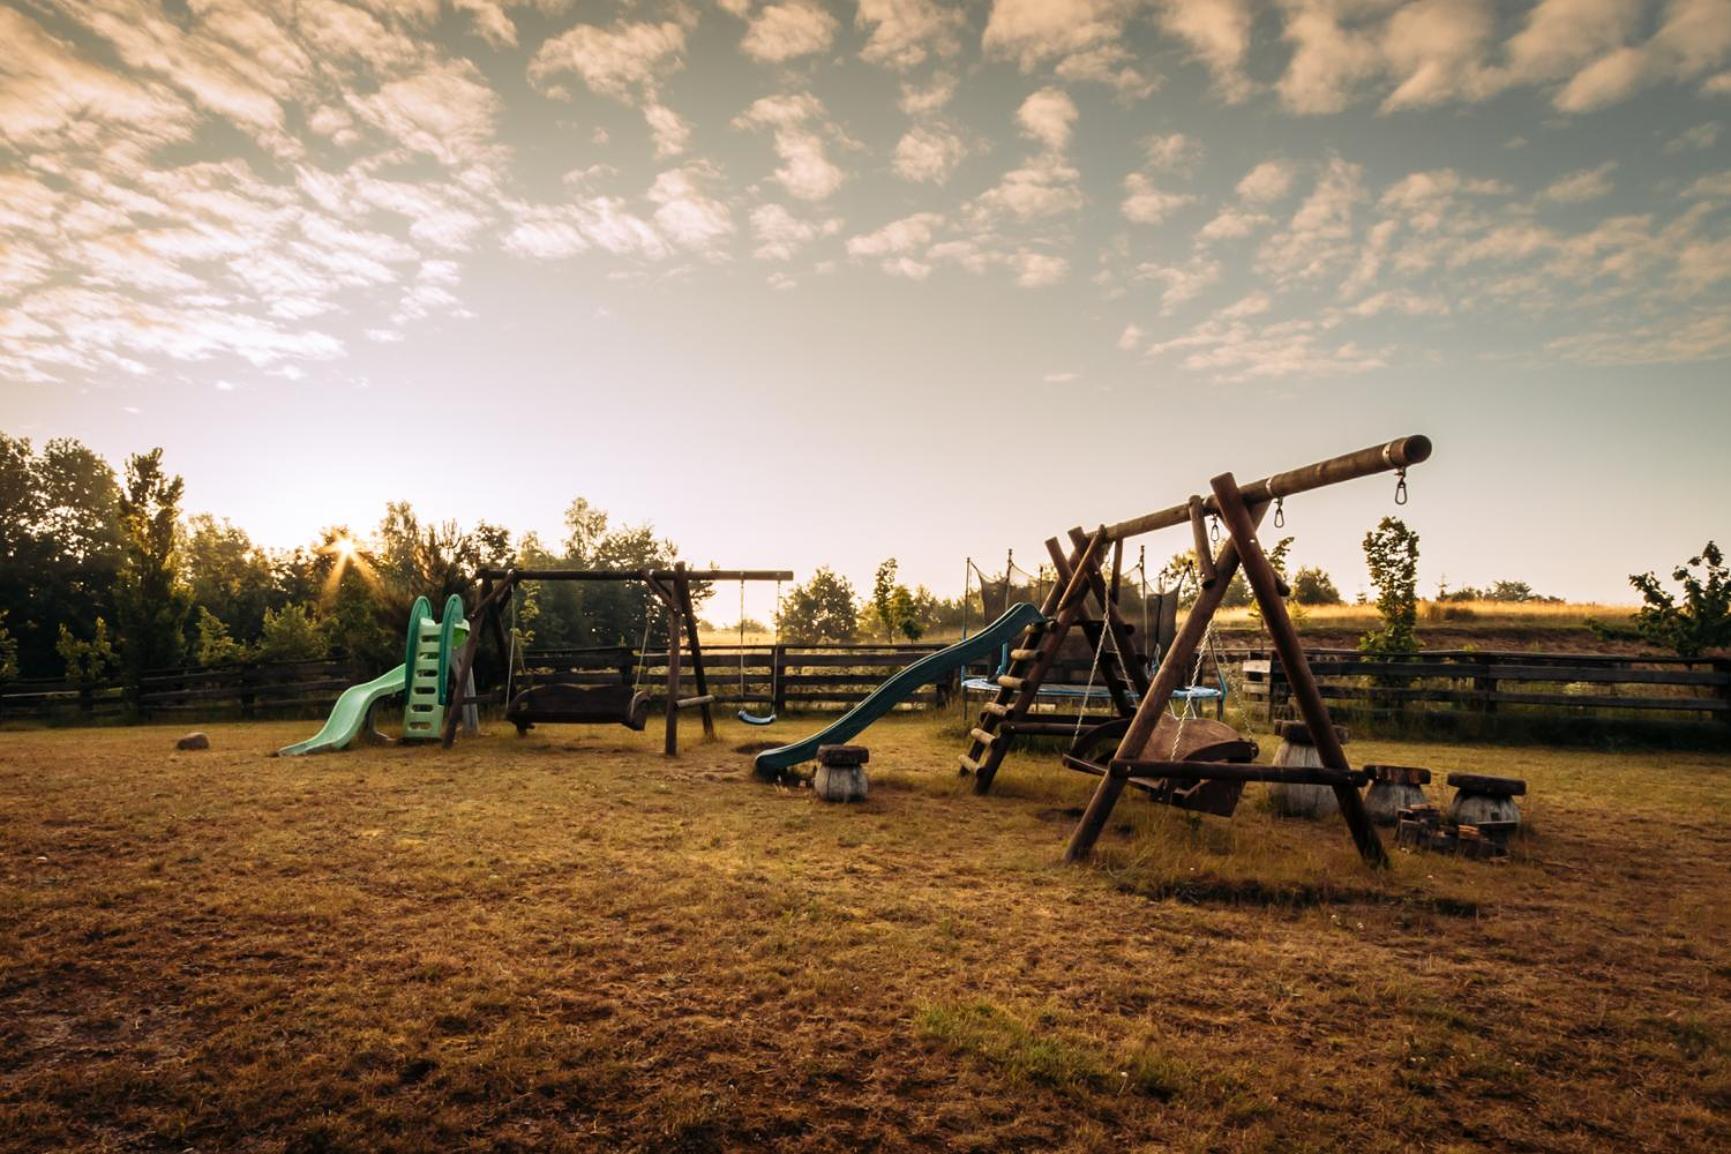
[1267,720,1350,818]
[814,745,869,803]
[176,732,210,751]
[1363,764,1431,825]
[1447,773,1525,829]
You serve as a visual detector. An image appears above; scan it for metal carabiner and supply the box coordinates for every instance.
[1273,497,1286,529]
[1394,468,1409,506]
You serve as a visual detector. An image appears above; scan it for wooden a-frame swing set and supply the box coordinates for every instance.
[960,434,1433,867]
[439,564,792,756]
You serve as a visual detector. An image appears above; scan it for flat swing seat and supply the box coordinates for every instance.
[507,683,650,733]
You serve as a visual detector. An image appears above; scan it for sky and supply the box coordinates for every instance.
[1,0,1728,621]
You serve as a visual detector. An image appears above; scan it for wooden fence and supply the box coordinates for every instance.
[1234,649,1731,731]
[0,660,356,724]
[7,644,1727,736]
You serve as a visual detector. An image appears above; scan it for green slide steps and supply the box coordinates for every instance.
[753,601,1047,776]
[276,664,408,757]
[402,594,469,742]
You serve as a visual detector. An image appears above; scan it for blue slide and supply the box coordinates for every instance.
[754,602,1046,776]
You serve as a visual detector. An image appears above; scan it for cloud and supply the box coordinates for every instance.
[648,165,735,255]
[1543,162,1617,203]
[1135,256,1221,312]
[983,0,1155,96]
[857,0,966,70]
[1257,156,1363,283]
[529,15,692,101]
[750,202,839,260]
[741,0,838,63]
[1143,314,1390,381]
[1665,121,1722,153]
[1275,0,1385,114]
[1143,132,1204,173]
[1012,251,1070,287]
[1237,160,1298,204]
[1121,174,1195,224]
[1156,0,1255,101]
[1198,206,1275,241]
[734,93,849,201]
[893,124,969,184]
[968,154,1086,223]
[345,57,502,168]
[1016,87,1078,153]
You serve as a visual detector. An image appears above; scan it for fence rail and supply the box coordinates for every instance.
[1232,648,1731,729]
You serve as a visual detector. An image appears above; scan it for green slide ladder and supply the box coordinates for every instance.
[753,602,1046,776]
[277,594,468,756]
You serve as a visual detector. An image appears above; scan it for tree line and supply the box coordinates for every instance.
[4,433,1721,701]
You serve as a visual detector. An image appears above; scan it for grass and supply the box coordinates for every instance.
[3,713,1730,1151]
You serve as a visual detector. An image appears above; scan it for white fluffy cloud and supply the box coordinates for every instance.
[893,124,969,184]
[857,0,966,70]
[734,93,849,201]
[1016,87,1079,152]
[741,0,838,63]
[1156,0,1255,101]
[983,0,1154,96]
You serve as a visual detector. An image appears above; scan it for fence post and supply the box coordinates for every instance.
[773,644,787,716]
[1717,658,1731,734]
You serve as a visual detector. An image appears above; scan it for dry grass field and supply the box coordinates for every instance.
[3,714,1729,1152]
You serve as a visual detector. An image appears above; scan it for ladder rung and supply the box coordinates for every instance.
[1010,648,1041,661]
[958,755,980,775]
[997,675,1024,691]
[981,702,1009,718]
[969,727,997,746]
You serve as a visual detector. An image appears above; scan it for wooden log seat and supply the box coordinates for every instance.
[506,683,650,733]
[1363,764,1433,826]
[1446,772,1527,829]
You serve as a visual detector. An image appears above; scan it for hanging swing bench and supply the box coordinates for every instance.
[505,646,652,733]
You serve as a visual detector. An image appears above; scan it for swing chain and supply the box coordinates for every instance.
[1273,497,1286,529]
[1394,467,1409,506]
[1209,514,1221,544]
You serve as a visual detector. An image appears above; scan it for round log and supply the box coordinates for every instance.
[1267,722,1352,819]
[814,763,869,803]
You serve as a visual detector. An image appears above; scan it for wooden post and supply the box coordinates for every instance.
[1211,472,1387,867]
[673,564,715,740]
[773,644,787,716]
[1047,535,1140,717]
[1064,505,1265,862]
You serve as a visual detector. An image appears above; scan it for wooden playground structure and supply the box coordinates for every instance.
[442,564,792,755]
[960,434,1434,867]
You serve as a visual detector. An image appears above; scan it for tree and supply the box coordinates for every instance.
[1291,566,1343,606]
[193,607,249,666]
[114,449,192,690]
[184,514,275,640]
[257,604,330,663]
[870,559,931,641]
[0,611,17,685]
[779,568,858,643]
[1360,517,1421,655]
[0,435,123,678]
[57,618,118,687]
[1624,542,1731,658]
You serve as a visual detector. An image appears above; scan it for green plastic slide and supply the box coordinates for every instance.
[278,593,469,757]
[753,602,1046,776]
[276,664,408,756]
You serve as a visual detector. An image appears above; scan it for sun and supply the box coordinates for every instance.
[331,535,357,562]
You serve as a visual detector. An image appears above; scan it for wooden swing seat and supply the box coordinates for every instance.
[1064,715,1259,818]
[507,683,650,733]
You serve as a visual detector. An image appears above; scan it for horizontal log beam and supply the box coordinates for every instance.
[1110,759,1373,786]
[1102,435,1431,543]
